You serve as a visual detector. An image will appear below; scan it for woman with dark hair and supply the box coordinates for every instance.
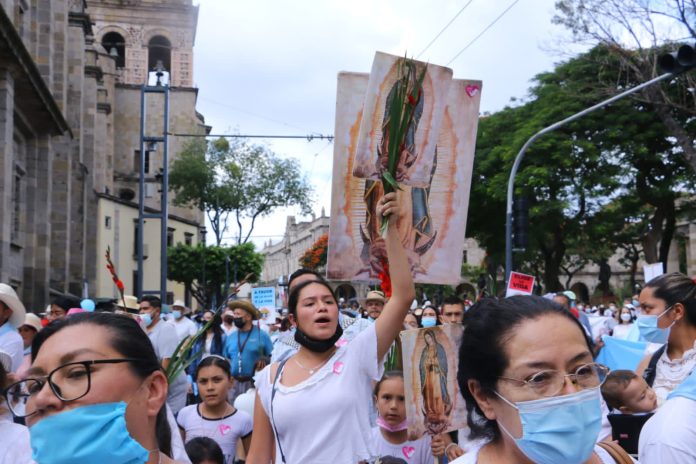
[420,306,440,328]
[452,296,628,464]
[247,192,415,463]
[186,310,226,379]
[636,272,696,401]
[3,311,185,463]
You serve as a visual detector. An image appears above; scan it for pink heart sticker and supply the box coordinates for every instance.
[219,424,231,435]
[332,361,344,375]
[465,85,480,98]
[335,338,348,347]
[402,446,416,459]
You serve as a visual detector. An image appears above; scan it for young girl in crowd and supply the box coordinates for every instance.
[247,192,415,463]
[371,371,434,464]
[178,356,253,464]
[420,306,440,328]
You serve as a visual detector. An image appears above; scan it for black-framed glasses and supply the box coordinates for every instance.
[2,358,140,418]
[498,362,610,398]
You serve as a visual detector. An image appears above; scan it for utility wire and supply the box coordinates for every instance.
[447,0,521,65]
[417,0,475,59]
[168,132,334,142]
[198,96,309,132]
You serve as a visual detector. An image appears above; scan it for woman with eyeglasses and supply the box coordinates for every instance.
[635,272,696,401]
[452,295,632,464]
[3,311,186,464]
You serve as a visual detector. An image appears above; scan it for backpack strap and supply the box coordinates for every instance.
[270,358,290,463]
[642,344,667,387]
[597,441,634,464]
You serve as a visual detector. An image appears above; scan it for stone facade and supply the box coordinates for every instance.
[0,0,206,310]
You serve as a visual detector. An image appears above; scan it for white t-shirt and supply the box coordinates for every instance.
[611,323,634,340]
[450,442,634,464]
[257,323,385,463]
[172,316,198,342]
[147,319,179,360]
[177,404,253,464]
[0,417,34,464]
[370,427,434,464]
[0,323,23,372]
[639,396,696,463]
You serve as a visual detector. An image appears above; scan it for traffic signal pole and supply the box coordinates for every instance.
[504,71,676,285]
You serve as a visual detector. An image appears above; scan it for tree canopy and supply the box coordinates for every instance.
[169,137,314,245]
[468,44,696,293]
[167,242,264,308]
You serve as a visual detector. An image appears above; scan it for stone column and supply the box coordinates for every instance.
[0,70,14,284]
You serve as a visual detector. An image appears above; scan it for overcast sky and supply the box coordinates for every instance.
[192,0,582,249]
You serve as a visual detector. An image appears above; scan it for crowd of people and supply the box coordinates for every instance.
[0,193,695,463]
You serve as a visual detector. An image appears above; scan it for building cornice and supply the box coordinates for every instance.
[97,192,201,228]
[0,6,72,136]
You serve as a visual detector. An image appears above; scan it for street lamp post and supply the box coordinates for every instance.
[200,227,207,308]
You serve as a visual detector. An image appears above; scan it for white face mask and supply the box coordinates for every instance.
[620,313,632,322]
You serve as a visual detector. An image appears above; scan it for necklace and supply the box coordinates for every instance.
[294,353,333,374]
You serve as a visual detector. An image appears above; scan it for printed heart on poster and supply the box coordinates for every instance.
[465,85,480,97]
[402,446,416,459]
[335,338,348,347]
[332,361,344,375]
[219,424,231,435]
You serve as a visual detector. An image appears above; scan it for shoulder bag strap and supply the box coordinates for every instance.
[597,441,634,464]
[643,344,667,387]
[271,358,290,463]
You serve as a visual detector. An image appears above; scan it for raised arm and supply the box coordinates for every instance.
[375,192,416,359]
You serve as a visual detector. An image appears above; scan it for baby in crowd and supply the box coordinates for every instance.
[601,369,658,414]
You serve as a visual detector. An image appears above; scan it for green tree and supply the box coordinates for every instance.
[167,242,264,307]
[469,45,696,291]
[553,0,696,172]
[169,137,314,245]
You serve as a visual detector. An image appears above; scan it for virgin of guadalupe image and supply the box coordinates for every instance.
[419,329,452,433]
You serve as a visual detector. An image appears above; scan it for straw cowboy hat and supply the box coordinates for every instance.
[0,283,26,327]
[227,299,261,320]
[121,295,140,311]
[21,313,43,333]
[365,290,386,304]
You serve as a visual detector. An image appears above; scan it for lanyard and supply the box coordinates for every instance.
[237,328,253,374]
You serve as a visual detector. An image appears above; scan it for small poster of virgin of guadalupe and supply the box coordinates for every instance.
[399,324,466,439]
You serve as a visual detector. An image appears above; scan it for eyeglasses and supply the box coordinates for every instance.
[2,358,140,418]
[498,362,609,398]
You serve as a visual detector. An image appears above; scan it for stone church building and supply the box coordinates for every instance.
[0,0,207,310]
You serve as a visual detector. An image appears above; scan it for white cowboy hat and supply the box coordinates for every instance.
[0,283,26,328]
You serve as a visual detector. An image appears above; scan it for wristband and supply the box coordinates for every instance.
[445,443,459,455]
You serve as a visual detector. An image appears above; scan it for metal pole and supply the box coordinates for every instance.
[504,72,675,284]
[160,85,170,304]
[201,228,207,308]
[137,86,146,300]
[225,255,230,299]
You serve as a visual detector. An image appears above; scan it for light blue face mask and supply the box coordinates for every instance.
[421,316,437,328]
[139,312,153,327]
[172,310,182,320]
[636,306,674,344]
[30,401,151,464]
[495,387,602,464]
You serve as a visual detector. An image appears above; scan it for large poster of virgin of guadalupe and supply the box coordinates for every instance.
[399,324,467,439]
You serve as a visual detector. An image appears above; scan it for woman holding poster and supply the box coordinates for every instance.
[247,192,415,464]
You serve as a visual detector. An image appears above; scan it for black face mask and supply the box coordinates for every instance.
[223,317,234,325]
[233,317,246,328]
[294,323,343,353]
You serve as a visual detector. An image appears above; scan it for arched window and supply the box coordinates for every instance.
[148,35,171,72]
[101,32,125,68]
